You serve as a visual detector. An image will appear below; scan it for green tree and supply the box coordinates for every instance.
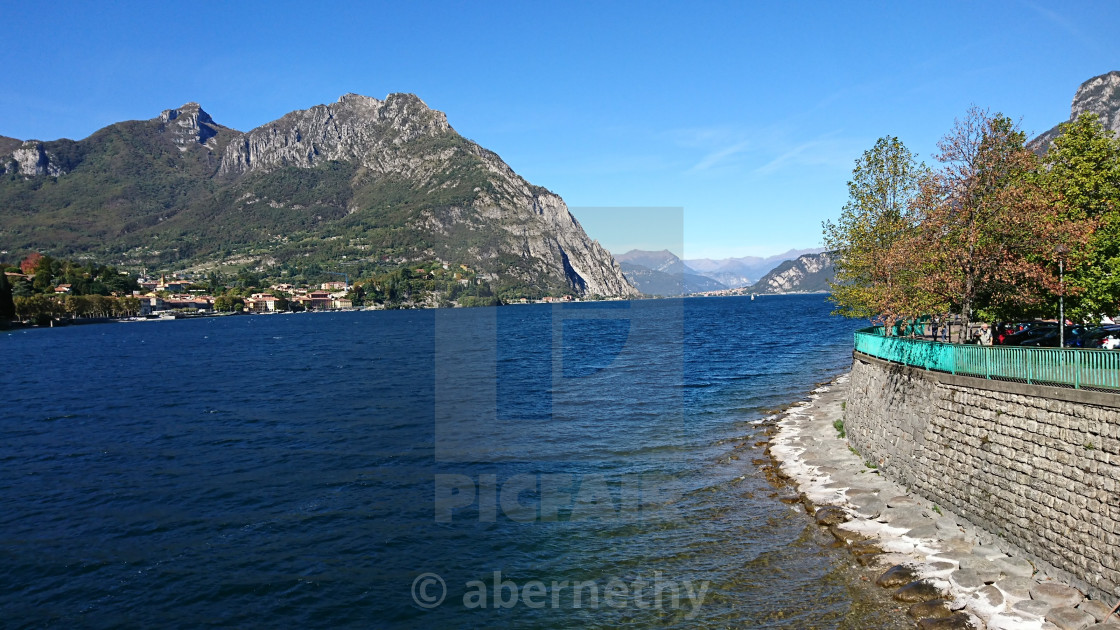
[1041,113,1120,320]
[14,294,56,324]
[11,276,32,297]
[13,295,35,321]
[823,136,937,328]
[235,268,262,289]
[119,296,141,316]
[214,295,244,312]
[346,284,366,307]
[100,267,140,295]
[87,294,111,317]
[207,271,226,295]
[32,258,55,293]
[60,294,78,318]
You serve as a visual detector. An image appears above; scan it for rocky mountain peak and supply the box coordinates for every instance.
[11,141,64,176]
[1029,70,1120,153]
[218,92,452,176]
[1070,70,1120,134]
[751,252,835,294]
[158,102,220,149]
[160,102,213,124]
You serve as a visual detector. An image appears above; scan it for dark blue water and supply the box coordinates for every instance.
[1,295,901,628]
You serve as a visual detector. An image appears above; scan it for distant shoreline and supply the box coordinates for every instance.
[3,292,833,331]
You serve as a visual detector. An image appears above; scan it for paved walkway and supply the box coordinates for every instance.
[769,373,1120,630]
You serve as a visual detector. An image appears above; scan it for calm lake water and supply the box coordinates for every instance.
[1,294,907,628]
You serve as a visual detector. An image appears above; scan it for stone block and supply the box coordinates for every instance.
[958,557,1001,583]
[1012,598,1052,617]
[967,584,1004,616]
[950,569,985,590]
[991,556,1035,579]
[894,580,950,603]
[994,576,1035,600]
[876,564,921,588]
[815,506,848,525]
[908,598,954,619]
[1044,606,1096,630]
[1076,599,1113,622]
[1030,583,1085,608]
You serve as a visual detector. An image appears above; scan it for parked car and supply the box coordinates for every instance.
[1018,325,1090,348]
[998,321,1058,346]
[995,322,1026,345]
[1079,325,1120,349]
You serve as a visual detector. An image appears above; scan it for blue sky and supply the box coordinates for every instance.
[2,1,1118,259]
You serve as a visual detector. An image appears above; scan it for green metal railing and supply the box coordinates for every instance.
[853,327,1120,391]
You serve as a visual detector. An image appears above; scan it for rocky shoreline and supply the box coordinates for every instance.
[767,372,1120,630]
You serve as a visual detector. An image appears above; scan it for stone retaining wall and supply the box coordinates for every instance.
[846,353,1120,601]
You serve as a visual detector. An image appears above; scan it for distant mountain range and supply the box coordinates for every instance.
[614,248,828,296]
[614,249,726,296]
[0,94,636,298]
[683,248,827,288]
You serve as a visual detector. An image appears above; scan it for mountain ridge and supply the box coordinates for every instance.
[749,252,834,294]
[0,94,636,298]
[684,247,826,287]
[614,247,827,292]
[613,249,726,295]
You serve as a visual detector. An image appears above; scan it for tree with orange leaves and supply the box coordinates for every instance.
[906,107,1085,341]
[19,252,43,274]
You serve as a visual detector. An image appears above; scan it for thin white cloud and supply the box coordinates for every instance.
[667,125,741,148]
[1021,0,1105,54]
[1023,0,1082,39]
[689,140,751,172]
[752,132,859,175]
[543,153,679,176]
[754,141,815,175]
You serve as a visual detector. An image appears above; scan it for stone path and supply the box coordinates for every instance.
[768,373,1120,630]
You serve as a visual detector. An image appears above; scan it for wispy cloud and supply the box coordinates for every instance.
[753,139,819,175]
[689,140,751,172]
[1023,0,1082,39]
[666,96,870,176]
[753,132,860,175]
[1022,0,1105,54]
[547,153,678,176]
[663,125,756,173]
[666,125,741,147]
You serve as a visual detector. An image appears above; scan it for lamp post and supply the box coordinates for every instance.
[1056,244,1068,348]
